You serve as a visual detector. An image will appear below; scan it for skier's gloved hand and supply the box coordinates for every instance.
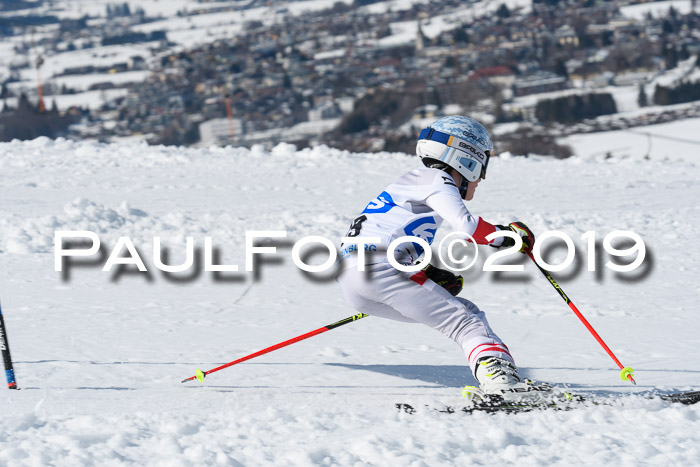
[422,264,463,296]
[492,222,535,254]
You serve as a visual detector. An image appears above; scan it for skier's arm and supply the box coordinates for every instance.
[425,190,499,245]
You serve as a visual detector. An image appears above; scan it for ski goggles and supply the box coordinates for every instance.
[418,128,490,182]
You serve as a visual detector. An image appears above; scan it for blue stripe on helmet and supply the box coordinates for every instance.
[418,128,451,145]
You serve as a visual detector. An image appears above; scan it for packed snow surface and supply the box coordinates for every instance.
[0,136,699,465]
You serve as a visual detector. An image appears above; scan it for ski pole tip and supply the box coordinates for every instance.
[195,368,206,383]
[620,367,635,384]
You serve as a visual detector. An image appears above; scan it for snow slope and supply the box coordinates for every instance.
[620,0,693,20]
[561,117,700,162]
[0,135,699,465]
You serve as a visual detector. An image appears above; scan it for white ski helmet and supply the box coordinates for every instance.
[416,116,493,184]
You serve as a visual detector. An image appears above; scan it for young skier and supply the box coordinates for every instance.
[337,116,549,398]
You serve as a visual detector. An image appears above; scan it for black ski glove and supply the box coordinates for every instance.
[492,222,535,254]
[422,264,463,296]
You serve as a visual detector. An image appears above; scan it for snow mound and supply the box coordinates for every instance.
[2,198,199,254]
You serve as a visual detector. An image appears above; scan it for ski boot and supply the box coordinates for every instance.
[470,357,553,401]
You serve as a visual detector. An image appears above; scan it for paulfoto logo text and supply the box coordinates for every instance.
[54,230,646,276]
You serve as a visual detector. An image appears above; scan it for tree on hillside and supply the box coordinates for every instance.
[535,93,617,124]
[664,43,679,69]
[637,85,648,107]
[496,4,511,18]
[653,80,700,105]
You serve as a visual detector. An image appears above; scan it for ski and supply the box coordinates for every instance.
[397,393,586,415]
[659,391,700,405]
[396,390,700,415]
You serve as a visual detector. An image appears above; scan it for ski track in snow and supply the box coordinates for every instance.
[0,136,699,465]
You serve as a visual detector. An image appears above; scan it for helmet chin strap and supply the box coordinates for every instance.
[459,177,469,199]
[444,167,469,199]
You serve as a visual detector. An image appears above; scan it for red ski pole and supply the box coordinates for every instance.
[526,252,636,385]
[182,313,368,383]
[0,301,18,389]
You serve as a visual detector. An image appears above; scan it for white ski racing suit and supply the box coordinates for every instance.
[337,167,513,376]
